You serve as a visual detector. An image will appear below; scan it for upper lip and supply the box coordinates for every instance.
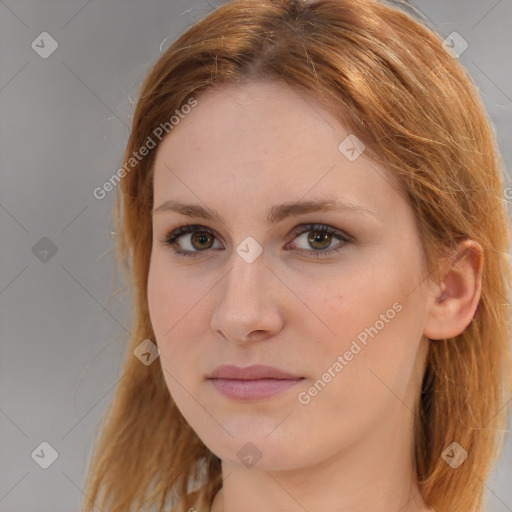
[208,364,303,380]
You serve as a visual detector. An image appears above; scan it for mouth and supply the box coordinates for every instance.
[207,364,305,401]
[208,377,305,401]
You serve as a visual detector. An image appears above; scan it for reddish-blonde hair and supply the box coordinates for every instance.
[82,1,512,511]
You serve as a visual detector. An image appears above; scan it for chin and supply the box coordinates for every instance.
[198,429,313,472]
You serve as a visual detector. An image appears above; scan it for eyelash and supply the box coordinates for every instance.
[158,223,352,259]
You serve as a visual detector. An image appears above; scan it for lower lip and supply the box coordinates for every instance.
[208,378,304,401]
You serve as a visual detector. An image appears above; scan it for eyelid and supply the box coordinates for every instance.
[288,223,352,243]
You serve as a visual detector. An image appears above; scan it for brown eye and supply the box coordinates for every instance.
[287,224,351,258]
[161,223,351,259]
[307,231,332,250]
[161,225,222,256]
[190,231,215,250]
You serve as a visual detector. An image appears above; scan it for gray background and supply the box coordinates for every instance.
[1,1,511,511]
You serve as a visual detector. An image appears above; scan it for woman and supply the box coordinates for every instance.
[82,1,512,511]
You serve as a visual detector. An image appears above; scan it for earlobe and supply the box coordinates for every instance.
[423,239,483,341]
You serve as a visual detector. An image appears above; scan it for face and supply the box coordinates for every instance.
[147,79,431,471]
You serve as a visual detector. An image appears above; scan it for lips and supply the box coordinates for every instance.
[207,365,305,401]
[207,364,302,380]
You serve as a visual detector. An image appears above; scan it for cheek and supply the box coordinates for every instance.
[147,255,208,380]
[147,259,169,340]
[147,260,217,436]
[147,254,194,337]
[318,289,426,413]
[296,303,424,441]
[314,271,397,339]
[147,258,185,368]
[311,255,425,375]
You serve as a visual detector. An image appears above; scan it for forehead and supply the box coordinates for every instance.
[152,80,404,220]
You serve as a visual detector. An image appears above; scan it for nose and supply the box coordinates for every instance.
[210,248,285,345]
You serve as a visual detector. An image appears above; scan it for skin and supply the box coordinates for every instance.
[147,79,483,512]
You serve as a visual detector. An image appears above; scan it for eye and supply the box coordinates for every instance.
[158,223,352,258]
[160,224,222,256]
[285,224,351,258]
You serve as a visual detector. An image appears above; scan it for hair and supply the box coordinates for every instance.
[81,1,512,511]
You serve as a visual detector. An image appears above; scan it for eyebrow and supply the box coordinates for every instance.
[153,198,377,224]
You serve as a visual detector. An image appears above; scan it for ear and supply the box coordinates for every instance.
[423,239,483,340]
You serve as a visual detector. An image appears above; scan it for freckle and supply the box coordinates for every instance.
[324,293,342,305]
